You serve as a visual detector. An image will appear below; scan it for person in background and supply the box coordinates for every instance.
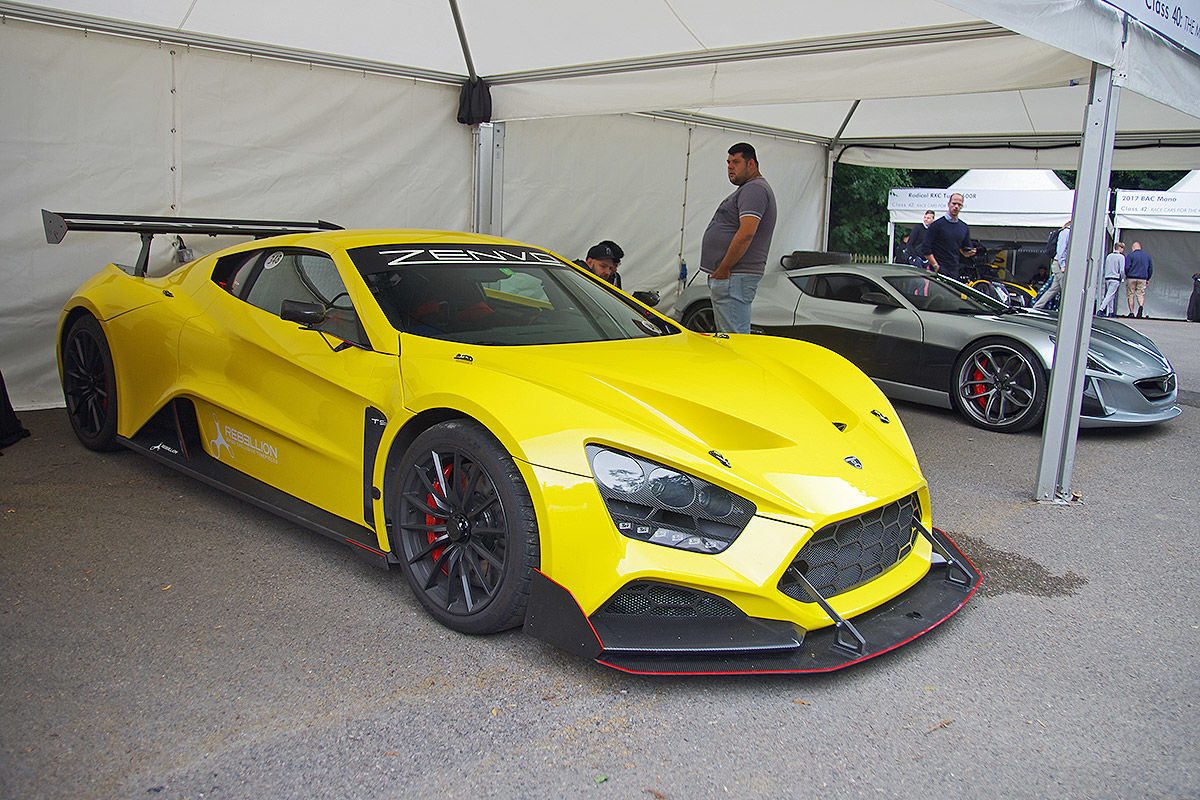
[1029,264,1049,291]
[700,142,777,334]
[1034,220,1070,310]
[0,368,30,452]
[580,240,624,288]
[919,194,975,279]
[1125,241,1153,318]
[905,210,936,268]
[1097,241,1125,318]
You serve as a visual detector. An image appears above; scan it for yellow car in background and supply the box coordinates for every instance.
[47,211,979,674]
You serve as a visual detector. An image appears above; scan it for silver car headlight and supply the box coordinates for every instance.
[586,445,756,554]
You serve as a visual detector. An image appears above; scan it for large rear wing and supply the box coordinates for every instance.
[42,210,342,277]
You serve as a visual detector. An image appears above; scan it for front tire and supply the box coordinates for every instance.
[61,314,120,451]
[950,338,1047,433]
[681,300,716,333]
[389,419,539,634]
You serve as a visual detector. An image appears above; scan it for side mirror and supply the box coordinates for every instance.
[281,300,328,326]
[632,290,660,307]
[861,291,901,308]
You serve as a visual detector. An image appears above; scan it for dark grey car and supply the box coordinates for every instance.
[678,262,1181,433]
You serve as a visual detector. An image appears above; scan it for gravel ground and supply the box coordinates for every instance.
[1,318,1196,799]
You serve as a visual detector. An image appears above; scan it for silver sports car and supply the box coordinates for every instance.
[676,262,1181,433]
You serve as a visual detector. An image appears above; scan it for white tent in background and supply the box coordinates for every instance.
[1112,170,1200,318]
[888,169,1075,263]
[1170,171,1200,192]
[951,169,1070,191]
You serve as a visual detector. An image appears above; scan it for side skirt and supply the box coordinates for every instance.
[124,398,398,569]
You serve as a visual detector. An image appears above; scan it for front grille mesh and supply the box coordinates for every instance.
[779,494,919,601]
[1135,373,1175,401]
[602,581,740,618]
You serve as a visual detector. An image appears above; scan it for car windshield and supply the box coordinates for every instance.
[348,244,676,345]
[884,273,1009,314]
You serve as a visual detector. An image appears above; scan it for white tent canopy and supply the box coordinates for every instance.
[2,0,1198,167]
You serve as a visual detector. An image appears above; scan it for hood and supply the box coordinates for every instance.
[401,332,924,525]
[992,310,1172,378]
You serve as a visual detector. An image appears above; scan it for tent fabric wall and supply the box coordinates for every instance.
[0,20,471,408]
[500,116,825,317]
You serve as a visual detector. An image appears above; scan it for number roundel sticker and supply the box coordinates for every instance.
[264,252,284,270]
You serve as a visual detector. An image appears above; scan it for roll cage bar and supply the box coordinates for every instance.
[42,209,342,278]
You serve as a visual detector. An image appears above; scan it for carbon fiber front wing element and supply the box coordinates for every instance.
[523,526,981,675]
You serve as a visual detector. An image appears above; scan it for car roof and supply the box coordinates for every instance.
[787,262,930,280]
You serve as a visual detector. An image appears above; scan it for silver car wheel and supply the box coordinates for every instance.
[954,341,1043,431]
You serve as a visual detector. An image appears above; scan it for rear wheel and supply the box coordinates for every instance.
[681,300,716,333]
[950,338,1047,433]
[389,419,539,634]
[61,314,120,451]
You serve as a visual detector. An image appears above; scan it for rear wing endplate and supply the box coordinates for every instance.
[42,210,342,278]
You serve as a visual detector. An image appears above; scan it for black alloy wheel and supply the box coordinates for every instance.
[390,419,539,634]
[61,314,120,451]
[951,337,1047,433]
[681,300,717,333]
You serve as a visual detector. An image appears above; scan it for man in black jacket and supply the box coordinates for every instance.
[905,210,935,268]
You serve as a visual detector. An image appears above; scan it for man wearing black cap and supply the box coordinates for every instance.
[580,240,624,288]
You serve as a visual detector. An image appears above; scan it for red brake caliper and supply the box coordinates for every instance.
[971,355,990,410]
[425,463,455,571]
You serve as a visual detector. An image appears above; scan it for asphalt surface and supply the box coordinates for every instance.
[1,318,1197,799]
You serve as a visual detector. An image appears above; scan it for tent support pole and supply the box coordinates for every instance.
[821,101,861,250]
[472,122,505,235]
[887,221,895,261]
[1034,62,1121,503]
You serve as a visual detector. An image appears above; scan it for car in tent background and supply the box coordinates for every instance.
[46,211,979,675]
[676,261,1180,434]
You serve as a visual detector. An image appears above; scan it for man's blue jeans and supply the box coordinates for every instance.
[708,273,762,334]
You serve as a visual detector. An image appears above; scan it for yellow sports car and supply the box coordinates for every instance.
[47,211,980,674]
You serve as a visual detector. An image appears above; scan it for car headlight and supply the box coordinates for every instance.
[586,445,756,554]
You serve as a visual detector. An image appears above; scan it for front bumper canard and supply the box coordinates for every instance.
[524,526,981,675]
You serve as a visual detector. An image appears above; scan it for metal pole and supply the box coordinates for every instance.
[1034,62,1121,502]
[473,123,495,234]
[887,221,895,262]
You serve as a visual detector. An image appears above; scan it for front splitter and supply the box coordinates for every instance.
[524,527,981,675]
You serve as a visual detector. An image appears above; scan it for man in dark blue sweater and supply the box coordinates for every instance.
[1125,241,1153,317]
[919,193,976,280]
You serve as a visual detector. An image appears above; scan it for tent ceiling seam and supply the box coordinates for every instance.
[0,2,466,85]
[635,111,831,146]
[485,22,1013,85]
[843,131,1200,147]
[176,0,199,31]
[661,0,707,50]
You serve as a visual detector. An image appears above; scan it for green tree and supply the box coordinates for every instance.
[828,164,910,255]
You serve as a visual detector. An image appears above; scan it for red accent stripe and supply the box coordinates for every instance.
[345,538,386,557]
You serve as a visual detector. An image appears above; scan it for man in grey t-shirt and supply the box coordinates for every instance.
[700,142,777,334]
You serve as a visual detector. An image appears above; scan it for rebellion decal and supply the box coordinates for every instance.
[208,414,278,464]
[150,442,180,455]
